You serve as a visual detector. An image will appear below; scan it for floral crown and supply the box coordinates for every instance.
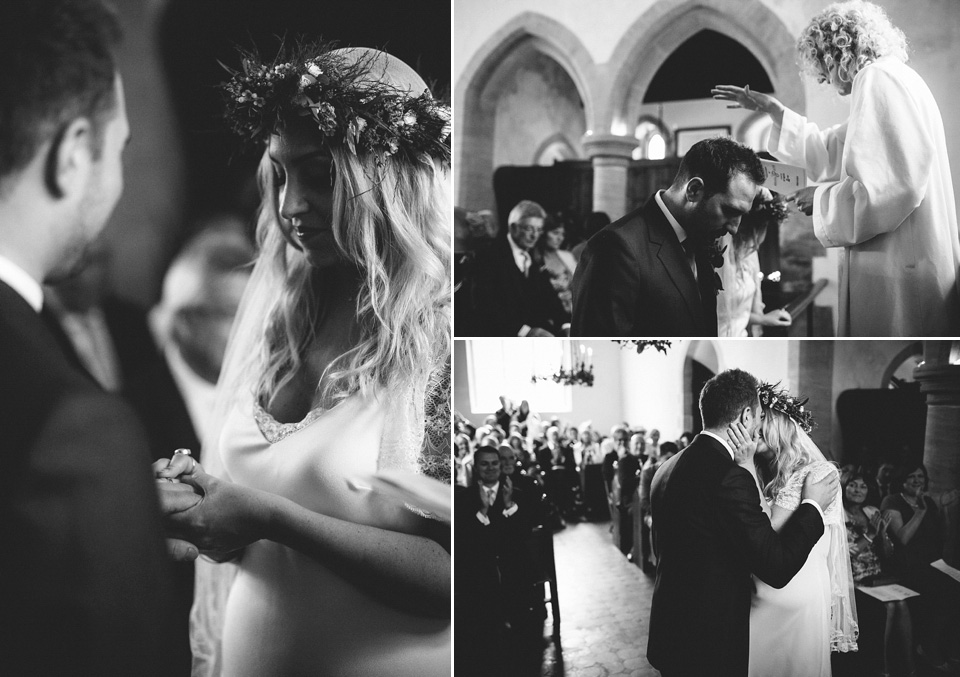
[758,381,815,433]
[220,43,451,166]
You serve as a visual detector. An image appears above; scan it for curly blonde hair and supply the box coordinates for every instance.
[797,1,908,85]
[253,142,450,408]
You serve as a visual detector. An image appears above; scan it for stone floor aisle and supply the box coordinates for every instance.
[539,521,660,677]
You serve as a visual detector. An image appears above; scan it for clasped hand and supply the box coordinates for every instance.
[153,453,264,562]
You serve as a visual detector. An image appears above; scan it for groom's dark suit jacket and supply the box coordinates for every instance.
[0,280,176,676]
[570,195,718,336]
[646,433,823,677]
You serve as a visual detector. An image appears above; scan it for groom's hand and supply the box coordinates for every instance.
[801,469,839,513]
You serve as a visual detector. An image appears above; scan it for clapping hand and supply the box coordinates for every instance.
[726,420,759,465]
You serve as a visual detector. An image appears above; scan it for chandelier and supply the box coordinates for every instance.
[614,340,672,354]
[531,341,594,387]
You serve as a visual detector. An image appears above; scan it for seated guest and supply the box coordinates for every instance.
[468,200,569,336]
[882,464,960,672]
[843,470,911,677]
[678,431,694,450]
[531,216,577,315]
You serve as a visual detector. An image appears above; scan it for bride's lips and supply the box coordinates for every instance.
[294,226,331,248]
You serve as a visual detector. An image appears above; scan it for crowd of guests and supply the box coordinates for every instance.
[838,462,960,676]
[454,396,691,674]
[454,201,609,337]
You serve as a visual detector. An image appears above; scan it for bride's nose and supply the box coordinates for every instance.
[279,181,309,221]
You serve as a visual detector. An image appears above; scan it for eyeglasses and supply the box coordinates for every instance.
[512,220,543,235]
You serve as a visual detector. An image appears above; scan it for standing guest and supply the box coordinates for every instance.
[455,446,529,675]
[714,0,960,336]
[531,216,578,315]
[470,199,569,336]
[572,137,764,336]
[617,439,643,558]
[639,441,679,572]
[881,464,960,672]
[455,433,474,488]
[0,2,188,675]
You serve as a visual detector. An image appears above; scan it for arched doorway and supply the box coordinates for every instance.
[684,340,720,434]
[455,13,594,211]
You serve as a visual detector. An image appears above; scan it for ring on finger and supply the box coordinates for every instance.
[173,448,197,473]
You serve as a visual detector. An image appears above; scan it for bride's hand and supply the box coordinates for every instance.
[153,449,198,483]
[164,463,271,556]
[726,420,758,464]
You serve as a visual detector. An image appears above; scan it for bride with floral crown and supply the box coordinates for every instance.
[153,42,451,676]
[727,383,858,676]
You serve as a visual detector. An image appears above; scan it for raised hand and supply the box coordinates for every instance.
[786,186,817,216]
[502,475,515,510]
[711,84,783,115]
[726,419,758,465]
[801,468,839,513]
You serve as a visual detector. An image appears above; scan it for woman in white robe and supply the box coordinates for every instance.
[714,0,960,336]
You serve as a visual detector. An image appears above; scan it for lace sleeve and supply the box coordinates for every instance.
[774,466,805,511]
[420,363,451,484]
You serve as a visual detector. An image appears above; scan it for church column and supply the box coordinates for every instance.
[914,341,960,566]
[581,134,637,221]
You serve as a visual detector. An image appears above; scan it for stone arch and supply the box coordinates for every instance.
[605,0,804,135]
[533,132,578,165]
[881,342,924,388]
[455,13,597,209]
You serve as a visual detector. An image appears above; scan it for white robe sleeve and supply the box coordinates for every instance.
[769,108,848,183]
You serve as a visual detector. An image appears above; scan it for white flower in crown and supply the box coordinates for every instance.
[306,62,322,77]
[403,112,417,126]
[299,73,317,89]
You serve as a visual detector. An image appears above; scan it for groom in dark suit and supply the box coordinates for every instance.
[571,138,765,336]
[646,369,837,677]
[0,2,196,674]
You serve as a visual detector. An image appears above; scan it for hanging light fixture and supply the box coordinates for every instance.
[531,341,595,387]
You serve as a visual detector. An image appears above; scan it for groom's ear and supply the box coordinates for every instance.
[684,177,705,203]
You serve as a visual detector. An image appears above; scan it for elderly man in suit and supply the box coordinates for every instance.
[571,137,765,336]
[0,2,197,674]
[646,369,837,677]
[469,200,569,337]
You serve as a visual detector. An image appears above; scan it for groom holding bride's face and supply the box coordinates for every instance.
[571,137,765,337]
[646,369,837,677]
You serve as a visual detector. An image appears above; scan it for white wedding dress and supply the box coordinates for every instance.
[717,237,762,337]
[206,389,450,677]
[748,460,856,677]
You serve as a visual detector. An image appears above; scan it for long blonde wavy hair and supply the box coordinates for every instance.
[252,139,450,408]
[797,1,908,85]
[760,407,823,501]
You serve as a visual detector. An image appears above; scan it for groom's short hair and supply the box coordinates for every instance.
[0,0,122,181]
[700,368,760,429]
[673,137,765,197]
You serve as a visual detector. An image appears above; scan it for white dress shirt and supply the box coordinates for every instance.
[655,190,697,280]
[0,253,42,312]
